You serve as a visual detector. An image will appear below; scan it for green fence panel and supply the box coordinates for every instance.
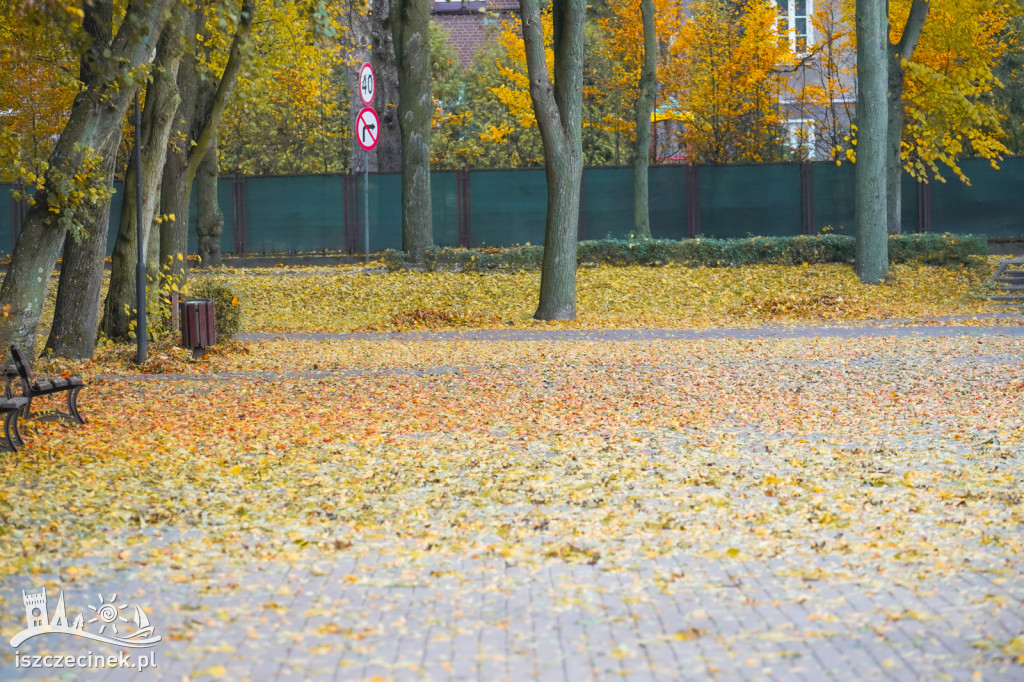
[3,160,1024,260]
[179,178,235,257]
[468,169,547,246]
[0,183,15,256]
[699,163,803,238]
[649,165,688,240]
[811,162,854,234]
[580,168,634,240]
[363,173,403,252]
[432,170,460,248]
[244,175,346,253]
[930,159,1024,238]
[901,176,920,232]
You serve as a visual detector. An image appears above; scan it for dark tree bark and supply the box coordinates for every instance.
[101,23,186,340]
[521,0,586,320]
[632,0,656,239]
[390,0,433,260]
[197,129,224,266]
[0,0,171,357]
[886,0,930,234]
[371,0,402,173]
[45,0,119,359]
[159,5,202,279]
[855,0,889,283]
[161,0,254,276]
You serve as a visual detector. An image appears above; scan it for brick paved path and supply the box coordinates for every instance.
[2,324,1022,681]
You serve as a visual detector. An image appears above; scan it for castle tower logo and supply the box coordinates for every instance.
[10,589,162,649]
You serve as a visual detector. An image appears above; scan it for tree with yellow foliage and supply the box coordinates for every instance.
[594,0,683,236]
[784,0,857,160]
[886,0,1014,232]
[664,0,790,163]
[0,3,78,181]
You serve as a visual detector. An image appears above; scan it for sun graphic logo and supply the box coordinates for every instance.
[10,588,162,649]
[88,594,128,636]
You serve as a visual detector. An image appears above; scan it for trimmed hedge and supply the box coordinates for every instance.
[386,233,985,272]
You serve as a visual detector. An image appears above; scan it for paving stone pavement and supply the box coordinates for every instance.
[2,323,1023,681]
[2,549,1023,681]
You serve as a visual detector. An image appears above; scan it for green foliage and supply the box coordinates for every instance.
[187,280,244,341]
[409,234,986,271]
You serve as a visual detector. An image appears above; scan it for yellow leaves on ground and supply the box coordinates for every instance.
[190,261,999,334]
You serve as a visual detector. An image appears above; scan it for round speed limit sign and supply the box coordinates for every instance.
[358,63,375,106]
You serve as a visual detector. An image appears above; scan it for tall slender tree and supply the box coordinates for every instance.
[855,0,889,283]
[633,0,656,238]
[371,0,402,173]
[390,0,433,260]
[101,23,187,341]
[161,0,253,275]
[521,0,586,320]
[885,0,929,233]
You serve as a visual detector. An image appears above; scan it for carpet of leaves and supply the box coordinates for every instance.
[1,262,1022,669]
[189,261,1000,333]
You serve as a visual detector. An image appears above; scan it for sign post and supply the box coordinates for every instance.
[357,64,377,265]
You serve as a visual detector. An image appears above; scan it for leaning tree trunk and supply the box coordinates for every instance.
[632,0,656,239]
[44,145,118,358]
[46,0,120,359]
[521,0,586,320]
[372,0,402,172]
[159,5,201,279]
[160,0,253,279]
[101,27,184,341]
[390,0,433,261]
[0,0,170,357]
[197,131,224,266]
[886,0,930,235]
[854,0,889,283]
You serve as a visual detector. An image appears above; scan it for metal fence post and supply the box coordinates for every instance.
[232,169,247,255]
[917,180,932,233]
[457,168,472,248]
[577,171,586,241]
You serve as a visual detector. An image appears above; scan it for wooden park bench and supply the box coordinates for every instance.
[0,396,28,451]
[5,346,86,425]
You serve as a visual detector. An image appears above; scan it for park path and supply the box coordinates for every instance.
[2,321,1022,681]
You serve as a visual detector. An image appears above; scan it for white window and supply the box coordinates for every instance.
[786,119,816,159]
[777,0,813,53]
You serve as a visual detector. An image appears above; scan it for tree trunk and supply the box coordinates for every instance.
[44,148,118,358]
[521,0,586,320]
[372,0,402,173]
[854,0,889,283]
[159,6,202,280]
[45,0,118,359]
[886,0,930,235]
[197,131,224,266]
[161,0,253,278]
[0,0,171,357]
[101,26,184,340]
[391,0,433,261]
[632,0,656,239]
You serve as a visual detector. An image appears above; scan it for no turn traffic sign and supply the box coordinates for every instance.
[356,107,380,151]
[358,63,375,106]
